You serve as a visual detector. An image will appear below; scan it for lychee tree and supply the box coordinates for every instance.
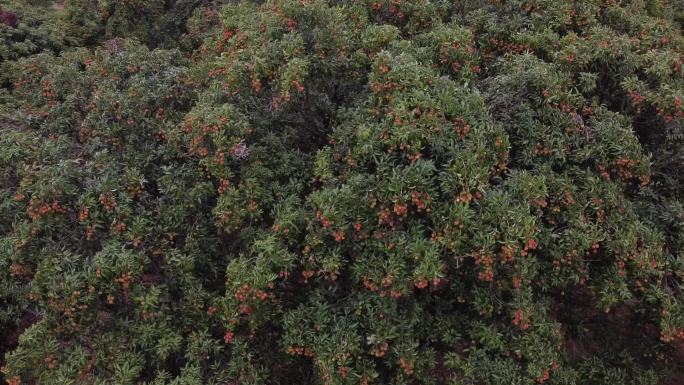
[0,1,683,385]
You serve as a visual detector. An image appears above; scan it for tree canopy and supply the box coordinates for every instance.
[0,1,683,384]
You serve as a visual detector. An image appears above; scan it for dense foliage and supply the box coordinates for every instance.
[1,1,683,384]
